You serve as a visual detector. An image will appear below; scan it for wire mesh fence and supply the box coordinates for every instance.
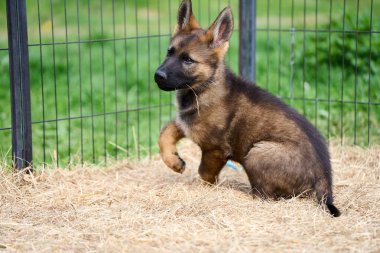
[0,0,379,168]
[254,0,379,146]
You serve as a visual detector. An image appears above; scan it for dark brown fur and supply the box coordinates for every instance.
[155,0,340,217]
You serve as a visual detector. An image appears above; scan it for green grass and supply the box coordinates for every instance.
[0,0,379,166]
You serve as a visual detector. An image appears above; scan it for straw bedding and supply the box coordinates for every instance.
[1,140,379,252]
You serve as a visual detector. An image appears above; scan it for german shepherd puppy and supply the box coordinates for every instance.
[155,0,340,217]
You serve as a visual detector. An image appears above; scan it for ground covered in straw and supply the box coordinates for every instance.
[1,140,379,252]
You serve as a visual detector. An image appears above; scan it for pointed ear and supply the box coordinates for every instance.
[175,0,199,34]
[207,7,233,48]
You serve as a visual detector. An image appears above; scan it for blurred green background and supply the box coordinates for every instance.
[0,0,379,167]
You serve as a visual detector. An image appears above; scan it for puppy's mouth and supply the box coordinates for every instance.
[155,79,195,92]
[157,83,177,91]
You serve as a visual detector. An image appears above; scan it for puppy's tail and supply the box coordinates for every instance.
[326,202,341,217]
[316,181,341,217]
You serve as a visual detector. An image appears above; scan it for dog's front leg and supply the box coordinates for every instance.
[198,150,227,184]
[158,120,186,173]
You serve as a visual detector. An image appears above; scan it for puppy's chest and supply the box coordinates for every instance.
[176,107,228,147]
[175,90,201,138]
[176,90,228,144]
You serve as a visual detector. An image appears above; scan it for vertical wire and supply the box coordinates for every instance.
[198,0,201,25]
[112,0,118,159]
[64,0,71,165]
[314,0,318,127]
[169,0,173,35]
[277,0,282,95]
[340,0,346,145]
[76,0,84,165]
[37,0,46,167]
[353,0,360,144]
[302,0,306,115]
[266,0,270,90]
[100,0,107,164]
[227,0,231,65]
[147,0,152,158]
[327,0,332,141]
[49,0,59,167]
[208,0,211,25]
[88,0,95,163]
[290,0,295,106]
[367,0,373,145]
[135,0,140,159]
[158,0,162,130]
[123,0,129,155]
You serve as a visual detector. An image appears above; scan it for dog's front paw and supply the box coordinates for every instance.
[199,171,217,184]
[161,152,186,174]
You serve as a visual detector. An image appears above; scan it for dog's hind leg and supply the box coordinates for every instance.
[158,121,186,173]
[242,141,314,199]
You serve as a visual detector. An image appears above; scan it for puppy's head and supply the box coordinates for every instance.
[155,0,233,91]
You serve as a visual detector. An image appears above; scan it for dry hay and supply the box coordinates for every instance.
[1,140,380,253]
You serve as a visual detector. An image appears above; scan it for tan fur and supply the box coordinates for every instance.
[158,121,186,173]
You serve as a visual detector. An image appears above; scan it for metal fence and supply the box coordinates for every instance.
[0,0,379,170]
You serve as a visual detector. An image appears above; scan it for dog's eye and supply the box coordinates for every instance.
[167,47,175,57]
[182,55,195,64]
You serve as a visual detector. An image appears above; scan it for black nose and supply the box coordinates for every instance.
[155,69,167,83]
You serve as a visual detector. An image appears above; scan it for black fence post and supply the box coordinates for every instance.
[239,0,256,83]
[6,0,33,171]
